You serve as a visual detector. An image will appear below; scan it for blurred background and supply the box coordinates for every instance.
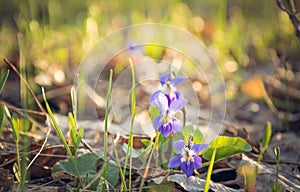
[0,1,300,189]
[0,0,299,132]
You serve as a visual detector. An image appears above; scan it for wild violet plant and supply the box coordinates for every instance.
[148,73,252,184]
[149,73,207,178]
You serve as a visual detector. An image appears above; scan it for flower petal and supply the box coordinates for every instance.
[170,77,188,87]
[149,90,161,106]
[169,97,187,114]
[153,115,163,130]
[193,156,202,169]
[150,92,169,113]
[159,122,172,137]
[190,144,208,155]
[171,118,182,133]
[173,140,186,155]
[181,160,195,178]
[160,74,170,85]
[168,155,182,168]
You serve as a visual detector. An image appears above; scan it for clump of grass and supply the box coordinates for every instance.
[42,87,83,188]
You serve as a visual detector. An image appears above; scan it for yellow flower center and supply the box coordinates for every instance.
[162,113,171,123]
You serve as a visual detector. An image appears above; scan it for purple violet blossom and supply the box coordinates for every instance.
[150,92,187,136]
[150,74,188,104]
[168,140,207,178]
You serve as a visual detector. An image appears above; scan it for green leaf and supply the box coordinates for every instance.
[122,143,141,158]
[141,139,152,147]
[19,118,31,132]
[173,131,184,141]
[70,86,77,121]
[182,125,204,144]
[0,69,9,94]
[76,126,84,148]
[262,121,272,151]
[274,146,280,163]
[53,152,119,189]
[157,131,170,148]
[52,152,101,176]
[11,113,19,140]
[203,136,252,161]
[149,106,160,122]
[104,162,119,187]
[68,113,77,147]
[138,141,154,164]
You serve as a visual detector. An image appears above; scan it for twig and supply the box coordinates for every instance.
[276,0,300,42]
[26,125,51,170]
[3,58,47,115]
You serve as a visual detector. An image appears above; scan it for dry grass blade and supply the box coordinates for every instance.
[3,58,47,115]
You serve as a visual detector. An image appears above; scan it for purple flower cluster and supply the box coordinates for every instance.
[150,73,207,178]
[149,74,188,137]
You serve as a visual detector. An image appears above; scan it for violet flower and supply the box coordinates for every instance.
[150,74,188,104]
[150,92,187,136]
[168,140,207,178]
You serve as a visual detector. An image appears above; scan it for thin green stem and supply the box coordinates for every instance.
[15,135,21,178]
[204,146,216,192]
[113,141,127,191]
[129,58,136,189]
[17,33,29,191]
[103,69,113,179]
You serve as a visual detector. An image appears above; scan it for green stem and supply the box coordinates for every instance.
[129,59,136,189]
[113,142,127,191]
[204,146,216,192]
[103,69,113,180]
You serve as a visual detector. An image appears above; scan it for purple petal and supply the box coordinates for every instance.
[169,97,187,114]
[165,93,172,106]
[149,90,161,105]
[193,156,202,169]
[190,144,208,155]
[160,74,170,85]
[153,116,163,130]
[175,91,183,100]
[171,118,182,133]
[160,123,172,137]
[150,92,169,113]
[168,155,182,168]
[170,77,188,87]
[181,160,195,178]
[173,140,186,155]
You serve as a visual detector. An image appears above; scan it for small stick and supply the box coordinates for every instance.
[3,58,47,115]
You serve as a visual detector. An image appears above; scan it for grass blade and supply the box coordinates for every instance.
[0,69,9,94]
[103,69,113,180]
[129,58,136,189]
[71,86,77,121]
[204,146,216,192]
